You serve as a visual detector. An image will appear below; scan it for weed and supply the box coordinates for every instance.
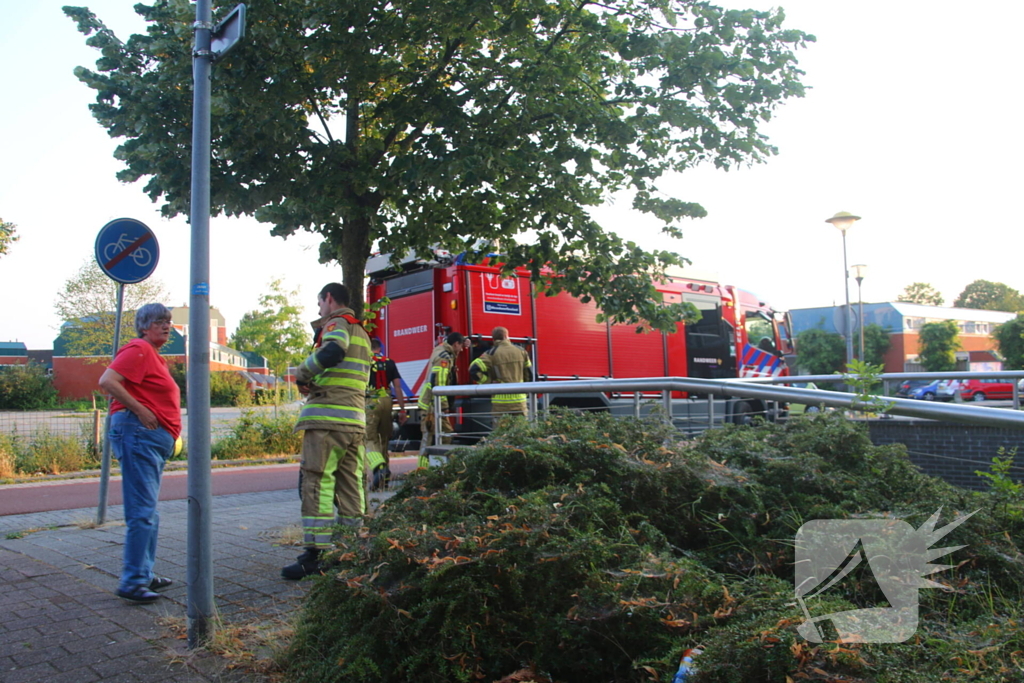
[211,409,301,460]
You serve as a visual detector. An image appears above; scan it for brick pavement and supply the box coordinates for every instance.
[0,488,326,682]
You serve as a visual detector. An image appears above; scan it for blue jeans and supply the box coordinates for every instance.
[109,411,173,592]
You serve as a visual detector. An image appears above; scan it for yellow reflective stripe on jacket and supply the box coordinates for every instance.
[492,393,527,404]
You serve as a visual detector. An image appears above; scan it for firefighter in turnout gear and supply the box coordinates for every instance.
[282,283,371,580]
[416,332,467,468]
[469,326,532,418]
[365,337,405,491]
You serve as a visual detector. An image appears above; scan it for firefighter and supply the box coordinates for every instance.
[469,326,532,418]
[417,332,467,467]
[366,337,405,491]
[282,283,371,580]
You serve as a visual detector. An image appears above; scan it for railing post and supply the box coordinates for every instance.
[634,391,641,419]
[433,394,443,446]
[662,390,672,425]
[707,394,714,429]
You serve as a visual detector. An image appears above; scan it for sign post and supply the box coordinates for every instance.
[94,218,160,525]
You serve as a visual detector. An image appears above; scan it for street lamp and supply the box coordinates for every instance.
[825,211,861,366]
[851,263,868,362]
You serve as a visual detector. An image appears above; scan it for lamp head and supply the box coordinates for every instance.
[851,263,868,281]
[825,211,862,234]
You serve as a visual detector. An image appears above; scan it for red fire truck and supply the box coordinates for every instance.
[366,249,791,443]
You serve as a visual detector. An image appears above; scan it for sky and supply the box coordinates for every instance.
[2,1,1022,349]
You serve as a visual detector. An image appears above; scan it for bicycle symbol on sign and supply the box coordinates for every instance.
[103,233,153,268]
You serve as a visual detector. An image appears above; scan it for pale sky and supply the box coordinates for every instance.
[2,1,1022,349]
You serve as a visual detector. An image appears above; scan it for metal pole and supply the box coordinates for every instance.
[187,0,214,648]
[841,230,854,365]
[662,390,672,425]
[633,391,641,419]
[707,394,714,428]
[96,282,125,525]
[857,279,865,362]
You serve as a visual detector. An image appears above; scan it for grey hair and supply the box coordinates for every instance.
[135,303,172,337]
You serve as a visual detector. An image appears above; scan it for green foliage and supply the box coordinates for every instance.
[209,372,252,408]
[0,217,17,257]
[795,325,845,374]
[954,279,1024,312]
[918,320,960,372]
[897,282,944,306]
[283,411,1024,682]
[0,426,98,477]
[54,259,168,357]
[975,448,1023,522]
[862,322,892,367]
[64,0,812,331]
[841,359,893,414]
[993,314,1024,370]
[0,363,58,410]
[210,409,301,460]
[230,279,311,376]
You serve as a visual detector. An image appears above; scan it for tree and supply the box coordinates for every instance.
[993,314,1024,370]
[64,1,812,330]
[795,327,844,375]
[953,280,1024,312]
[230,279,311,377]
[917,320,959,372]
[54,259,168,356]
[897,282,943,306]
[0,218,17,258]
[861,323,892,367]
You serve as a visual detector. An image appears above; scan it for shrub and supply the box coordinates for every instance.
[0,433,19,478]
[282,411,1024,683]
[211,409,300,460]
[0,362,58,410]
[209,371,254,407]
[21,426,96,475]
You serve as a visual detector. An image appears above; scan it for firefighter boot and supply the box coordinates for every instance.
[371,464,391,491]
[281,548,322,580]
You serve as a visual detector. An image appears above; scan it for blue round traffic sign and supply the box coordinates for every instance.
[94,218,160,284]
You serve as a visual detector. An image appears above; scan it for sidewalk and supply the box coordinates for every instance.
[0,488,331,682]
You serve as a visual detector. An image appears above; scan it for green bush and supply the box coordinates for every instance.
[210,372,252,407]
[211,409,300,459]
[282,411,1024,683]
[0,363,58,410]
[20,426,96,475]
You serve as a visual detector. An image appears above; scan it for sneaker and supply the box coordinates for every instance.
[116,585,161,604]
[281,549,321,580]
[149,577,173,592]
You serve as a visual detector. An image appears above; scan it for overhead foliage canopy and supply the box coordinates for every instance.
[229,278,311,375]
[954,279,1024,313]
[897,282,944,307]
[64,0,812,330]
[0,217,17,258]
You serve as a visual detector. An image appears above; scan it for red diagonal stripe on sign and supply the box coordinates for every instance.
[104,232,152,270]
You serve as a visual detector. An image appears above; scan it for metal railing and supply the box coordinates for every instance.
[735,371,1024,410]
[430,375,1024,446]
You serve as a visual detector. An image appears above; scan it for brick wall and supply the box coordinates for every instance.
[867,420,1024,490]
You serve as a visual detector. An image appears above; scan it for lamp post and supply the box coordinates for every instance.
[824,212,861,366]
[851,263,867,362]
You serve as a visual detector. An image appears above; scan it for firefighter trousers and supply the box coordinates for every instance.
[298,429,365,548]
[365,394,393,471]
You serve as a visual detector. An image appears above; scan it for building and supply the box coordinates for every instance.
[0,341,28,366]
[789,302,1015,373]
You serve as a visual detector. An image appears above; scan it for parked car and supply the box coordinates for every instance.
[895,379,932,398]
[960,378,1016,402]
[909,380,956,401]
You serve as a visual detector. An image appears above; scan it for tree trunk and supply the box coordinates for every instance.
[340,214,372,318]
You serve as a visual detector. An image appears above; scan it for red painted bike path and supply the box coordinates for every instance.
[0,457,417,516]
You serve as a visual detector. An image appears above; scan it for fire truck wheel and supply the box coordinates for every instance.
[732,401,755,426]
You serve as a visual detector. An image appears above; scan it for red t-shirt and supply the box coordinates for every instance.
[108,338,182,439]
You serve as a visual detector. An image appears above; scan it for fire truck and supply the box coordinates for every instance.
[366,249,792,444]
